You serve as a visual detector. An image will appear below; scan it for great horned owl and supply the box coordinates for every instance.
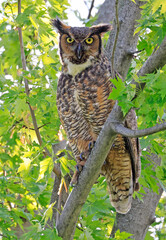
[53,18,141,214]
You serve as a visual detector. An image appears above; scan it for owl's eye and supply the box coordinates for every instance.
[85,37,94,44]
[66,37,74,43]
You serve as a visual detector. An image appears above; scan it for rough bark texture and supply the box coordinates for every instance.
[105,0,146,79]
[95,0,115,24]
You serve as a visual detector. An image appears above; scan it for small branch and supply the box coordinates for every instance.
[56,181,63,224]
[127,48,145,56]
[0,234,8,239]
[76,225,83,232]
[9,118,23,131]
[23,122,51,131]
[17,0,60,176]
[113,121,166,138]
[111,0,120,78]
[87,0,95,19]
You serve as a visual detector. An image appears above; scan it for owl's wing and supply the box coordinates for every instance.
[124,108,141,191]
[56,73,93,160]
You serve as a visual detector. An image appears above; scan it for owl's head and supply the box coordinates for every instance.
[52,18,112,66]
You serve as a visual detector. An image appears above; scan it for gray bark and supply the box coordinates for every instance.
[105,0,146,78]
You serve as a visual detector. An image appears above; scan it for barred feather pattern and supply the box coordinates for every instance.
[56,55,140,214]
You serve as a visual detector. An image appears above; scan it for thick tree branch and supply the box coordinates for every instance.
[17,0,60,176]
[105,0,146,79]
[113,121,166,138]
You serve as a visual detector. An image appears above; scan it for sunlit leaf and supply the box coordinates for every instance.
[37,157,54,182]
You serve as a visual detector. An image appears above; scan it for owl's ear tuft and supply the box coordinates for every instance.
[90,24,112,37]
[51,18,70,34]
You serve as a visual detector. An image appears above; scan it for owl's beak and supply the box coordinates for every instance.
[76,43,83,60]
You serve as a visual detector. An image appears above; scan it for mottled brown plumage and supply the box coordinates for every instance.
[53,18,141,214]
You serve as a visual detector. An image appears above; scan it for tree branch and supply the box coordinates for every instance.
[113,121,166,138]
[87,0,95,19]
[17,0,61,176]
[106,0,146,79]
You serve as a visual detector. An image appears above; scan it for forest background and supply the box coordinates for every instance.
[0,0,166,239]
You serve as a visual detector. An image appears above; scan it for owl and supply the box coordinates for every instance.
[53,18,141,214]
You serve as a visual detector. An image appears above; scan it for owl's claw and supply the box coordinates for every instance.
[76,164,83,172]
[80,152,85,161]
[88,141,96,151]
[70,162,85,186]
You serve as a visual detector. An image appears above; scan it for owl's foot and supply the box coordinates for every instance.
[88,141,96,151]
[70,157,86,186]
[70,163,85,186]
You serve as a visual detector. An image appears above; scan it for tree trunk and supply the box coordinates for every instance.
[96,0,164,238]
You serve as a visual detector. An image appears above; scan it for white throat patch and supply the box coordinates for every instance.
[64,58,93,76]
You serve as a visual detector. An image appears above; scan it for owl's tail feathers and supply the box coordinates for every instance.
[107,173,133,214]
[102,148,134,214]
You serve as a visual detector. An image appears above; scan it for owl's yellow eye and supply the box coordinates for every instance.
[66,37,74,43]
[85,37,94,44]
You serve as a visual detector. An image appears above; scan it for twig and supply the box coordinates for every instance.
[76,225,83,231]
[87,0,95,19]
[111,0,120,78]
[56,181,63,224]
[0,234,8,238]
[10,120,51,131]
[17,0,61,176]
[9,118,23,131]
[127,48,145,56]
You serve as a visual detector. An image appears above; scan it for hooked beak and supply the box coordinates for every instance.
[76,43,83,60]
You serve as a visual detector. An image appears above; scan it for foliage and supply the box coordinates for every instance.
[0,0,165,239]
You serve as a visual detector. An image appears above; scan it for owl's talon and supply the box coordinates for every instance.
[88,141,96,151]
[76,164,82,172]
[70,163,84,186]
[70,170,80,186]
[80,152,85,161]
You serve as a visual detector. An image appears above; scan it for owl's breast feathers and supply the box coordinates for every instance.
[56,55,141,214]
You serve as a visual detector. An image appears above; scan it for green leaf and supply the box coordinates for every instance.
[18,158,32,176]
[145,231,154,240]
[109,77,126,100]
[37,157,54,182]
[42,201,56,224]
[114,229,133,239]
